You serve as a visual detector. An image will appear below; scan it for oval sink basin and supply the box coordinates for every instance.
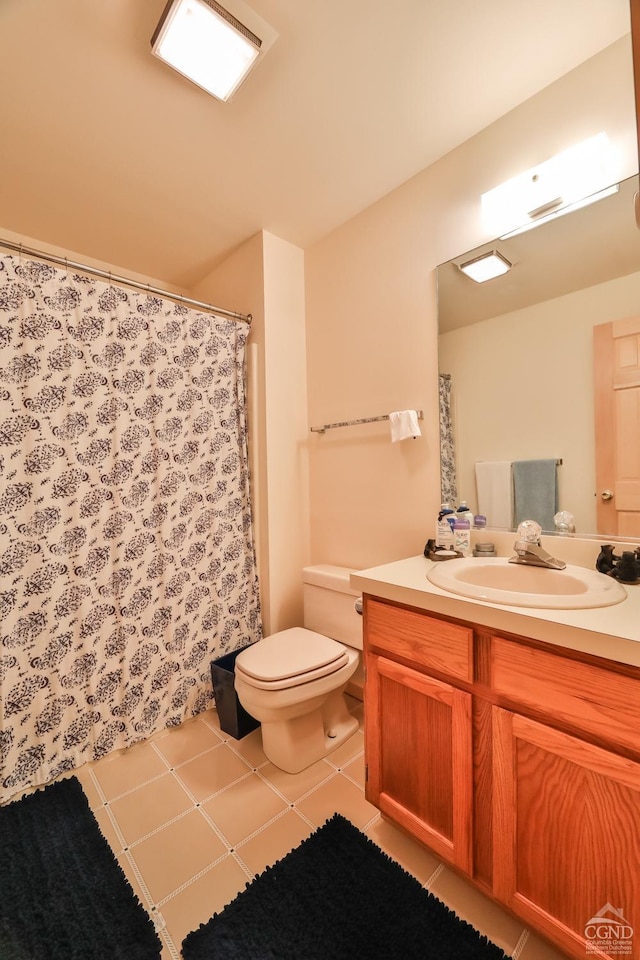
[427,557,627,609]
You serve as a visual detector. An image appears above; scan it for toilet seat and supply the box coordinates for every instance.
[235,628,349,691]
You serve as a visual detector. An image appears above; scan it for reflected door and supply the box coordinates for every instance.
[594,317,640,536]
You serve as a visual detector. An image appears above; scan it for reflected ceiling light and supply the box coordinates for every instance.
[151,0,276,102]
[500,183,619,239]
[458,251,512,283]
[482,133,619,237]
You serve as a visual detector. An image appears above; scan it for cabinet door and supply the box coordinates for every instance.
[493,708,640,959]
[365,652,473,873]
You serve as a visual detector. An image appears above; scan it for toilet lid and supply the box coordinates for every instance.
[235,628,348,687]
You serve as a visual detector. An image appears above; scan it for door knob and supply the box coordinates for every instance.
[601,490,614,501]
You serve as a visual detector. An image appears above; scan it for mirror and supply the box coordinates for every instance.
[437,173,640,537]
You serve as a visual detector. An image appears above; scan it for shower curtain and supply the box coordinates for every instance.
[439,374,457,503]
[0,253,261,802]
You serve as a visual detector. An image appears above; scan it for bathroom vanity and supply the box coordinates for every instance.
[352,556,640,960]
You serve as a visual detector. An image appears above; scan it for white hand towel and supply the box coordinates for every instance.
[474,461,513,529]
[389,410,421,442]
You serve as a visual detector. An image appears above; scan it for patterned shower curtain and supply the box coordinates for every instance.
[439,373,457,504]
[0,253,261,802]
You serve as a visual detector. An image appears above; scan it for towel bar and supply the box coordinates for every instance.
[310,410,424,435]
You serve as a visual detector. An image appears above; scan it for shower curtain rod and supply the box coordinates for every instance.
[0,237,252,324]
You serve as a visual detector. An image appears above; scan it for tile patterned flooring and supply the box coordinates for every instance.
[34,697,569,959]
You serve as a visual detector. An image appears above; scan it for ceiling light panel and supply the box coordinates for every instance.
[459,251,511,283]
[151,0,277,102]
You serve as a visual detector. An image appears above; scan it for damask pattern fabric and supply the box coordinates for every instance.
[439,374,457,503]
[0,254,261,802]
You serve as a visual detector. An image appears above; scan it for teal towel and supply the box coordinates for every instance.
[512,459,558,532]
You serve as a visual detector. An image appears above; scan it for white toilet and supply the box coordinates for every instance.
[234,565,363,774]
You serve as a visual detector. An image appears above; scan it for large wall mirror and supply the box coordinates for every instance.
[438,169,640,539]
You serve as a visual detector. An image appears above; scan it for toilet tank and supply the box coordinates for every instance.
[302,565,363,650]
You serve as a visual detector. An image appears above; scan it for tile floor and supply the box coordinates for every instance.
[46,697,568,959]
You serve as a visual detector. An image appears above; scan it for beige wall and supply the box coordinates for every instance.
[305,37,636,570]
[192,231,308,635]
[0,226,189,295]
[439,270,640,535]
[260,232,309,632]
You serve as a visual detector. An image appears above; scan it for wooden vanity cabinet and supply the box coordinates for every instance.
[364,598,474,872]
[363,596,640,960]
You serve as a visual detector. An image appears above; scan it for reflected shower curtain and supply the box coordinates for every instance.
[0,254,261,801]
[439,374,457,503]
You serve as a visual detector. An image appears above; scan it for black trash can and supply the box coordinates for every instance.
[210,647,260,740]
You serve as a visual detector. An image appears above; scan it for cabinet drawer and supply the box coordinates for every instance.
[365,598,473,682]
[491,636,640,754]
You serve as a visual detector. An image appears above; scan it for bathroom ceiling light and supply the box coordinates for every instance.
[151,0,276,102]
[500,183,619,239]
[459,251,512,283]
[482,132,618,237]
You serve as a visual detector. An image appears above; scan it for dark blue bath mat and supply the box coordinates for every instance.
[0,776,161,960]
[182,812,509,959]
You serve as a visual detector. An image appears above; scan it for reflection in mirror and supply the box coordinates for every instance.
[438,174,640,539]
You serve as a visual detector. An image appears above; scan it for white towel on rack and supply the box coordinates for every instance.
[475,461,513,528]
[389,410,421,442]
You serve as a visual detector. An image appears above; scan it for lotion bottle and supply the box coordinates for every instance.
[436,502,455,549]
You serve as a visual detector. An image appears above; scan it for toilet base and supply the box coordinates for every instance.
[260,687,359,774]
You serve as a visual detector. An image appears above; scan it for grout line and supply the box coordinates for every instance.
[228,846,259,882]
[172,766,255,812]
[149,740,181,770]
[199,710,223,735]
[157,927,181,960]
[511,928,530,959]
[155,848,237,907]
[233,804,310,852]
[84,768,182,960]
[92,768,171,806]
[155,795,312,906]
[82,712,523,960]
[338,761,365,791]
[362,811,380,832]
[151,737,232,775]
[264,766,338,806]
[425,862,446,889]
[126,804,198,849]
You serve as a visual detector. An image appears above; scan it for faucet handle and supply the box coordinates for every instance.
[554,511,575,534]
[517,520,542,544]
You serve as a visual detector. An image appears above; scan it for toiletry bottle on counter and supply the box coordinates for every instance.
[456,500,473,522]
[453,515,471,555]
[436,502,455,549]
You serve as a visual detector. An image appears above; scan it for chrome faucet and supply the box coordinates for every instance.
[509,520,566,570]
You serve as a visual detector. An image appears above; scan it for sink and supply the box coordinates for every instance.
[426,557,627,609]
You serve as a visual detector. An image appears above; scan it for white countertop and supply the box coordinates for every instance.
[351,555,640,669]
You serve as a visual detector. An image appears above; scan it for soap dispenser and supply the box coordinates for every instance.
[436,502,455,549]
[456,500,473,521]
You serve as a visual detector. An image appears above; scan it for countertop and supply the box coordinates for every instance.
[351,555,640,669]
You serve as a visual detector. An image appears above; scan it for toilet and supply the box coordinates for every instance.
[234,565,362,774]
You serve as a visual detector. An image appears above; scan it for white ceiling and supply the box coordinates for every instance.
[0,0,631,288]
